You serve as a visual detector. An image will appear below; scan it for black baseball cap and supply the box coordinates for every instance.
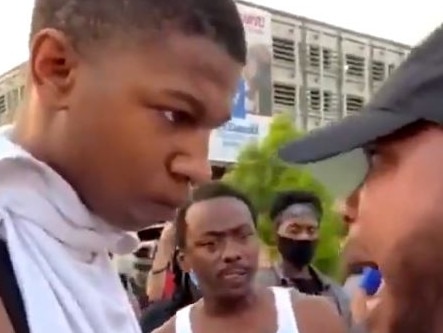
[279,24,443,197]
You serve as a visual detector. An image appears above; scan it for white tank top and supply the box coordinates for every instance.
[175,287,299,333]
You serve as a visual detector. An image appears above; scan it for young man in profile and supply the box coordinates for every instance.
[0,0,246,332]
[279,24,443,333]
[154,182,346,333]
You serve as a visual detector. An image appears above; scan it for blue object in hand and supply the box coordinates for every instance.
[359,267,382,296]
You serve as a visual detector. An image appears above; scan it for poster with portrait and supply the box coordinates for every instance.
[238,4,273,117]
[209,5,273,163]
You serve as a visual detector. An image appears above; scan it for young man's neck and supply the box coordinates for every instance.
[11,105,52,161]
[202,289,258,317]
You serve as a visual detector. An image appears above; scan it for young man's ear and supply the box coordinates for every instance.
[176,250,190,273]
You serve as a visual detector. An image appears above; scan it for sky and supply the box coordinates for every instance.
[0,0,441,74]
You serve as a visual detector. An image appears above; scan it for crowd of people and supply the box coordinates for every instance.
[139,183,346,333]
[125,187,353,332]
[1,0,443,332]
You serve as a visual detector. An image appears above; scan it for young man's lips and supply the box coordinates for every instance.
[223,271,246,278]
[222,271,248,285]
[220,267,249,280]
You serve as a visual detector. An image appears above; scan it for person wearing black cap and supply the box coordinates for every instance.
[279,24,443,333]
[256,191,352,328]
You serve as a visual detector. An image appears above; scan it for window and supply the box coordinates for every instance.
[322,48,333,70]
[0,95,5,114]
[345,54,365,77]
[308,45,320,68]
[272,37,295,63]
[308,89,335,114]
[308,46,336,71]
[323,91,332,113]
[308,89,321,111]
[273,83,296,107]
[346,95,364,113]
[371,60,385,81]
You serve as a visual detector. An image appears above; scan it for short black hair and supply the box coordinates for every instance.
[269,190,323,221]
[176,181,257,249]
[30,0,246,64]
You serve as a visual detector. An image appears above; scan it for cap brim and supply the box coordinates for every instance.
[279,109,419,164]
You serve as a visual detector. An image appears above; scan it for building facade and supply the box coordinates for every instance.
[0,63,26,125]
[268,5,410,131]
[0,2,410,132]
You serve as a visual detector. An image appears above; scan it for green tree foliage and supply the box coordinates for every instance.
[223,113,343,275]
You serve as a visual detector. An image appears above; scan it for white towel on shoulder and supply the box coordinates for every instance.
[0,126,141,333]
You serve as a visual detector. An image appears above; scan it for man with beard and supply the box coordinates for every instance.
[279,23,443,333]
[0,0,246,332]
[153,182,346,333]
[255,191,351,326]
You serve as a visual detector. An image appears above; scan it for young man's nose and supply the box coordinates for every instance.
[170,131,213,185]
[170,155,212,186]
[222,239,243,263]
[335,189,360,226]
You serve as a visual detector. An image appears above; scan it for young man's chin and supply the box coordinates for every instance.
[380,227,443,333]
[119,201,177,230]
[220,284,255,301]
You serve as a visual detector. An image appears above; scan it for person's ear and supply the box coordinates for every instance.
[177,250,191,273]
[30,28,78,111]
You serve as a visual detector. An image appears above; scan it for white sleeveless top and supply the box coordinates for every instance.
[175,287,299,333]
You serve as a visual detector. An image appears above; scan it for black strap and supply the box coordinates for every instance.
[0,240,30,333]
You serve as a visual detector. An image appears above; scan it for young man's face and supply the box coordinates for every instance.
[27,30,242,229]
[180,197,259,300]
[336,193,372,269]
[342,123,443,332]
[274,206,319,268]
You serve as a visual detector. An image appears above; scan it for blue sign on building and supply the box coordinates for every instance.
[231,79,246,119]
[214,78,260,151]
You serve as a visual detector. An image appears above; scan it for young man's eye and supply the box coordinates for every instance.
[238,232,254,241]
[198,241,217,252]
[163,110,195,126]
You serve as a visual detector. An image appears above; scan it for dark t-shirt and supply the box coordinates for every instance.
[139,298,179,333]
[140,277,200,333]
[0,240,30,333]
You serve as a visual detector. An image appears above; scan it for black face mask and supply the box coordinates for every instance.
[277,237,316,267]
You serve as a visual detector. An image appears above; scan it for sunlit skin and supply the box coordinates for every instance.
[13,29,243,230]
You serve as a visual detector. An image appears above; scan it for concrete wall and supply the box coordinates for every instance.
[268,7,409,131]
[0,3,410,130]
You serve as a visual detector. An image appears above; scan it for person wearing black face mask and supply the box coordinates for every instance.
[256,191,352,329]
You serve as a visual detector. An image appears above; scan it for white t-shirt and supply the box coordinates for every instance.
[175,287,299,333]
